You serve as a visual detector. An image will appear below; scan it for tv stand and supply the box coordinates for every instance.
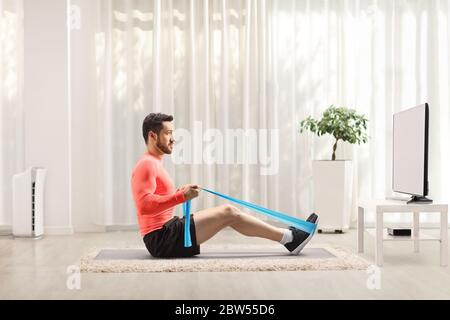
[407,195,433,204]
[358,199,448,267]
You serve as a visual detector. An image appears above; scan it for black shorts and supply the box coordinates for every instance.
[143,215,200,258]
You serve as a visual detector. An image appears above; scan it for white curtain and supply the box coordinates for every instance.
[0,0,23,226]
[90,0,450,227]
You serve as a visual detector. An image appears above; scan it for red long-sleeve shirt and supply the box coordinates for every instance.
[131,152,185,236]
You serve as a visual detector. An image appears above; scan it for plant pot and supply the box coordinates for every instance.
[312,160,352,233]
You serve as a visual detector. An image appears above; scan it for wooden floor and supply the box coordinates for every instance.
[1,229,450,299]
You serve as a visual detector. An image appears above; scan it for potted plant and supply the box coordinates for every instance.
[300,105,369,233]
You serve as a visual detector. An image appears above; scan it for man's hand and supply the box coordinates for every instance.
[179,184,200,201]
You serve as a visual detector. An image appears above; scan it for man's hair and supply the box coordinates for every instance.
[142,113,173,144]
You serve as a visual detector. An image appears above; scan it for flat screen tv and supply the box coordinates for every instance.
[392,103,432,204]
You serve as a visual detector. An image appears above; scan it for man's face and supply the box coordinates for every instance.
[152,121,175,154]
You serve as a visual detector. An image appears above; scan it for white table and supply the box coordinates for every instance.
[358,199,448,267]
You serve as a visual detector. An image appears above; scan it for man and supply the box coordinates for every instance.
[131,113,318,258]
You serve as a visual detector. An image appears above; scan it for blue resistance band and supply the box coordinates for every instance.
[183,188,316,248]
[183,200,192,247]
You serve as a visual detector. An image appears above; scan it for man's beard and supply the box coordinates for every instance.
[156,136,172,154]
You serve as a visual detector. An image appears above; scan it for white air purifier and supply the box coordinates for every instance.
[12,167,46,238]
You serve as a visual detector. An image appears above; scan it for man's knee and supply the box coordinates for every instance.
[220,204,241,225]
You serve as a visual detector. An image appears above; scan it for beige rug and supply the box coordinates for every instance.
[79,244,370,273]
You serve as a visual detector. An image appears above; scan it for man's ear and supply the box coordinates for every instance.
[148,131,157,142]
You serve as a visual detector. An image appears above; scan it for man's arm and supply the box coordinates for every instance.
[132,160,185,215]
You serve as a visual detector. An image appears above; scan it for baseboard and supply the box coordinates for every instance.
[44,226,74,235]
[73,225,107,233]
[106,225,139,232]
[0,225,12,236]
[356,222,447,229]
[50,224,139,233]
[69,225,137,233]
[1,225,75,235]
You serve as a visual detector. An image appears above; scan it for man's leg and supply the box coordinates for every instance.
[193,204,283,245]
